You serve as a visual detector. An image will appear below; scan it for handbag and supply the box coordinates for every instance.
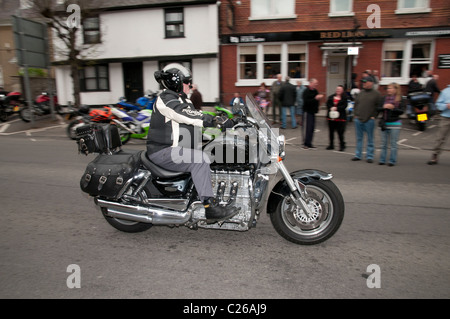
[329,110,340,119]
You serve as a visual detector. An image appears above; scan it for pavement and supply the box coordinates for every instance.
[1,107,448,157]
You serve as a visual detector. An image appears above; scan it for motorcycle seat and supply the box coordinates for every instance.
[140,151,189,179]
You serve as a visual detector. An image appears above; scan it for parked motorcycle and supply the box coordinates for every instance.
[20,92,60,122]
[117,91,157,111]
[407,91,431,131]
[67,105,152,144]
[0,91,24,122]
[109,106,152,144]
[75,94,344,245]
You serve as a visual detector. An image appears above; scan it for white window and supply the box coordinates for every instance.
[381,39,434,82]
[329,0,354,17]
[237,43,307,84]
[396,0,431,14]
[250,0,296,20]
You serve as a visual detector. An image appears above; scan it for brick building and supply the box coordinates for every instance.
[218,0,450,103]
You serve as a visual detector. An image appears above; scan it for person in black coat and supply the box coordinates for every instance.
[278,77,298,129]
[326,85,348,151]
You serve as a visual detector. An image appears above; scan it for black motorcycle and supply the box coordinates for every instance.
[407,91,432,131]
[75,94,345,245]
[0,91,23,122]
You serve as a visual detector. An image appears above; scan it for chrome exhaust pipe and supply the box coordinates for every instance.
[95,198,192,225]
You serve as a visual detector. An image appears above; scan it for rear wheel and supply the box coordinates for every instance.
[101,185,153,233]
[270,180,344,245]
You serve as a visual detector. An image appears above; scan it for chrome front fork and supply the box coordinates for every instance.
[276,161,314,219]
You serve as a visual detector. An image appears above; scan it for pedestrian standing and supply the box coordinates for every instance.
[378,83,404,166]
[302,78,324,149]
[278,76,298,129]
[270,74,283,124]
[352,76,382,163]
[190,84,203,110]
[326,85,348,151]
[428,84,450,165]
[296,80,306,126]
[254,83,271,114]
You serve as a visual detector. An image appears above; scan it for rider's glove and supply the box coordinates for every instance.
[202,113,215,127]
[214,115,234,130]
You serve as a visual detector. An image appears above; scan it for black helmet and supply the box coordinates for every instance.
[154,63,192,93]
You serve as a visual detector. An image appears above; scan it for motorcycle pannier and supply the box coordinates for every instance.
[76,123,122,155]
[80,150,142,199]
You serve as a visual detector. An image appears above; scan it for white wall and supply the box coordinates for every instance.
[53,4,220,105]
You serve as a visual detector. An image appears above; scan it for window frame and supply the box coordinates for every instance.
[249,0,297,20]
[329,0,355,17]
[380,39,434,85]
[395,0,431,14]
[164,7,185,39]
[236,43,308,86]
[83,16,101,45]
[80,64,110,92]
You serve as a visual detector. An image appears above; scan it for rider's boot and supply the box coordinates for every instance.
[203,198,240,222]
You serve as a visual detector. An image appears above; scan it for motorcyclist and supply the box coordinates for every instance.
[146,63,238,221]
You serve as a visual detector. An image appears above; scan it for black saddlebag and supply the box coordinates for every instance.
[76,123,122,155]
[80,150,142,199]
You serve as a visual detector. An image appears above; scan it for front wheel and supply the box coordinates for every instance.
[20,107,33,122]
[270,180,344,245]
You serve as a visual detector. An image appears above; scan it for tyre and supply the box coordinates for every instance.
[20,107,32,122]
[101,185,153,233]
[67,119,86,140]
[270,179,344,245]
[0,109,8,122]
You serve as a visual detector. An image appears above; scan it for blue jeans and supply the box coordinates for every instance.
[354,118,375,160]
[281,106,297,128]
[379,127,401,164]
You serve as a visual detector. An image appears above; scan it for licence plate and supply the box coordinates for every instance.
[417,113,428,122]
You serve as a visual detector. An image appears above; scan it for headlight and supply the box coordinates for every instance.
[278,135,286,160]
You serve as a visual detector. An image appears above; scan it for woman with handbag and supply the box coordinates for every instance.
[326,85,348,151]
[378,82,404,166]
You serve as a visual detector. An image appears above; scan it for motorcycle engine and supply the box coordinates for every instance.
[192,170,253,231]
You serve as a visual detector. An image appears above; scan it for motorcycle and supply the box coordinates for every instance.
[116,91,157,111]
[0,91,24,122]
[75,93,344,245]
[109,106,152,144]
[407,91,431,131]
[20,92,60,122]
[67,105,152,144]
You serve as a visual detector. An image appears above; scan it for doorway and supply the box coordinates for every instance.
[326,55,347,97]
[123,62,143,102]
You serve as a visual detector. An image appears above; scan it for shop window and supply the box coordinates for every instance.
[288,44,306,78]
[250,0,296,20]
[83,17,101,44]
[410,42,431,77]
[396,0,431,14]
[165,8,184,38]
[329,0,354,17]
[263,45,281,79]
[80,64,109,92]
[239,46,257,79]
[382,40,433,81]
[382,42,404,78]
[237,43,307,84]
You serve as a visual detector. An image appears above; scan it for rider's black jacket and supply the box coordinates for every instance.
[146,89,205,155]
